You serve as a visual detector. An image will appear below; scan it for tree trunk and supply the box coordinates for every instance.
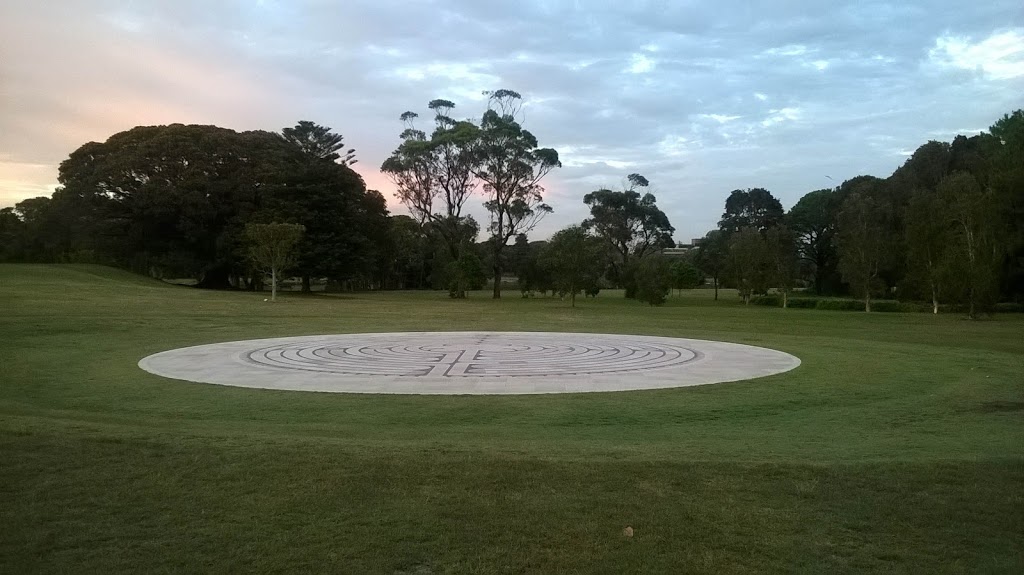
[865,291,871,312]
[301,275,311,293]
[492,263,502,299]
[931,283,939,315]
[964,224,977,319]
[713,275,719,301]
[782,290,788,309]
[271,268,278,302]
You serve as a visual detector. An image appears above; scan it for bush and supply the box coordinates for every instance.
[747,294,976,313]
[870,300,904,312]
[750,295,781,307]
[994,302,1024,313]
[635,256,671,306]
[786,297,819,309]
[815,299,864,311]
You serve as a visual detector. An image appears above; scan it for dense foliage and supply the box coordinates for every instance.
[695,110,1024,315]
[2,122,387,290]
[3,104,1021,313]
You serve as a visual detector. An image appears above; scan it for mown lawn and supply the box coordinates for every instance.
[1,264,1022,574]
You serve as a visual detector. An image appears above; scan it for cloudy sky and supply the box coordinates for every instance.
[1,1,1022,241]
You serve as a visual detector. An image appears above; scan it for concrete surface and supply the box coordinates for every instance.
[138,331,801,395]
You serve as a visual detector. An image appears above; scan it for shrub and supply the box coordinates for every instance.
[786,297,819,309]
[750,295,781,307]
[815,299,864,311]
[635,256,671,306]
[994,302,1024,313]
[871,300,904,312]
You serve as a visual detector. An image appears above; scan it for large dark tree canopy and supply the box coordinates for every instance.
[44,122,387,287]
[55,124,291,281]
[719,188,784,234]
[787,188,843,294]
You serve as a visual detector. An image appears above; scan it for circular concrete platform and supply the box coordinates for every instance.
[138,332,800,395]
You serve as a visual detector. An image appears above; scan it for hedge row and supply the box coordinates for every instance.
[748,296,1024,313]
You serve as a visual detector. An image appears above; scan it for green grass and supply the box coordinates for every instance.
[2,264,1022,574]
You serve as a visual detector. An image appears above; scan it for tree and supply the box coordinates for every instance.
[378,215,427,289]
[245,222,305,301]
[281,120,356,164]
[668,259,701,295]
[694,230,728,300]
[445,248,487,295]
[787,188,842,294]
[54,124,292,287]
[541,225,604,307]
[382,101,481,298]
[728,226,770,304]
[940,171,1001,318]
[719,188,784,234]
[267,155,387,291]
[988,110,1024,301]
[276,121,390,292]
[634,255,672,306]
[0,208,25,262]
[516,240,552,297]
[905,189,953,314]
[836,193,891,311]
[582,173,675,298]
[473,89,560,299]
[765,226,799,307]
[429,216,484,297]
[890,141,951,200]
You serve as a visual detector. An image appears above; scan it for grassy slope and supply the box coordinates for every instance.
[1,264,1022,574]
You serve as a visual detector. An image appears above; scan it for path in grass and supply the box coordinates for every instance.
[1,264,1022,573]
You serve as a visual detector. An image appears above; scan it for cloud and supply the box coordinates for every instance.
[700,114,742,124]
[763,45,811,57]
[928,29,1024,80]
[761,108,803,127]
[625,53,656,74]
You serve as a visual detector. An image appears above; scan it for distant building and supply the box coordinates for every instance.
[662,237,705,256]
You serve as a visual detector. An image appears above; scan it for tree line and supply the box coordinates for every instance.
[692,110,1024,317]
[1,93,1020,313]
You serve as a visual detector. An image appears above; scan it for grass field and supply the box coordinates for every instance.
[2,264,1022,574]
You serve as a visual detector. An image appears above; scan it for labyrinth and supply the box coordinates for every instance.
[139,332,801,394]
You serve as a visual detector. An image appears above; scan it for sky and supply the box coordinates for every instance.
[1,1,1022,242]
